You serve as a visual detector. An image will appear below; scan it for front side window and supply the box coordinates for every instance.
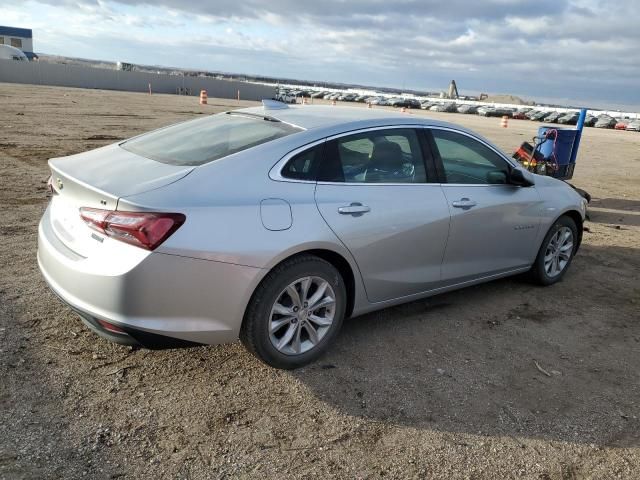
[319,128,427,183]
[122,113,302,166]
[431,129,509,184]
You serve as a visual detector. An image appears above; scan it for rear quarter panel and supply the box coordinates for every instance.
[118,145,370,315]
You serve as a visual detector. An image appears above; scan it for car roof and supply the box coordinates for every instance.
[236,104,454,131]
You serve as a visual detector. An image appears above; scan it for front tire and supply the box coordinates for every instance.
[530,216,578,285]
[240,255,346,369]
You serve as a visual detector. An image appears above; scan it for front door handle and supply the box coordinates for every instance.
[451,198,477,209]
[338,203,371,215]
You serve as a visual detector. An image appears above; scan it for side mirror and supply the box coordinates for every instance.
[509,168,535,187]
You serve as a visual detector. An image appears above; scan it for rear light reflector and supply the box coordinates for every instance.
[79,208,185,251]
[46,175,57,195]
[97,319,127,334]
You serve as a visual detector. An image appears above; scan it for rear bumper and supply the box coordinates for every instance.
[37,205,265,347]
[49,290,200,348]
[75,307,203,349]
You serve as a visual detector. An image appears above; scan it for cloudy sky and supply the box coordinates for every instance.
[4,0,640,109]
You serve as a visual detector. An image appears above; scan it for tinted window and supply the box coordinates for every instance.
[431,129,509,184]
[281,144,323,180]
[319,129,427,183]
[122,113,302,166]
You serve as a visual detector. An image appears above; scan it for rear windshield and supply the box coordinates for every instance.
[121,113,302,166]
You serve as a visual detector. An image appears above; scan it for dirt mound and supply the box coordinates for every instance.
[484,94,533,105]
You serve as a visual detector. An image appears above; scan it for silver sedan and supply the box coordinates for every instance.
[38,102,587,369]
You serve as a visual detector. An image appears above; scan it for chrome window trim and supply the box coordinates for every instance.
[269,124,428,185]
[316,182,442,187]
[440,183,521,187]
[323,124,427,142]
[269,138,326,184]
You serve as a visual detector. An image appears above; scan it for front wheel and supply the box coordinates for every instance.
[240,255,346,369]
[529,216,578,285]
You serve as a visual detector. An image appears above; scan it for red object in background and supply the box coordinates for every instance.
[512,112,527,120]
[615,122,628,130]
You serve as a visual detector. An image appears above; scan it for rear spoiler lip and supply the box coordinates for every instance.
[48,159,118,201]
[47,149,195,211]
[116,167,196,211]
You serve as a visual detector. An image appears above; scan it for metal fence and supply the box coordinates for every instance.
[0,60,275,100]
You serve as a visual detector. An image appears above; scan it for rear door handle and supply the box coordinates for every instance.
[451,198,477,209]
[338,203,371,215]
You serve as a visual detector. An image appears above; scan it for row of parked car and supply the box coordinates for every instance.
[516,108,640,130]
[274,89,640,131]
[275,89,424,108]
[423,103,640,130]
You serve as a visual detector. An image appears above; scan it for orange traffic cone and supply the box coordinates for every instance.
[331,100,336,106]
[501,115,508,128]
[199,90,208,105]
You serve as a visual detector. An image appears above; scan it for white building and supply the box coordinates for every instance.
[0,25,36,60]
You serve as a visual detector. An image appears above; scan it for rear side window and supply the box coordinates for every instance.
[281,144,323,180]
[318,128,427,183]
[122,113,302,166]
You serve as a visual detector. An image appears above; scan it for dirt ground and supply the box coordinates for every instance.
[1,83,639,480]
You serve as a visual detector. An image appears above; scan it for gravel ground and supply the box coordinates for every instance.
[1,83,639,479]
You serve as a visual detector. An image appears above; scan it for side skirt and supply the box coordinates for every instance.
[350,266,531,318]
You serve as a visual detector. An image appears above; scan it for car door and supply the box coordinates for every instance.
[314,127,450,303]
[427,127,543,283]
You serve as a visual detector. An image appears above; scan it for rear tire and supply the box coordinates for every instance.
[240,255,346,369]
[529,216,578,286]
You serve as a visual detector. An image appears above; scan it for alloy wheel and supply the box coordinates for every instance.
[544,226,574,278]
[269,276,336,355]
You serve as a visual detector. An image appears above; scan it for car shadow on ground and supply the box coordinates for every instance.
[0,291,107,479]
[589,198,640,212]
[587,197,640,226]
[291,244,640,448]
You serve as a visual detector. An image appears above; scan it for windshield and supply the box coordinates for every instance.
[121,113,302,166]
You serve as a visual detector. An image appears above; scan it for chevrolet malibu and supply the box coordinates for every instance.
[38,102,586,369]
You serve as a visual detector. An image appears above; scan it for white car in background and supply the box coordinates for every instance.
[0,44,28,61]
[626,120,640,131]
[276,92,297,104]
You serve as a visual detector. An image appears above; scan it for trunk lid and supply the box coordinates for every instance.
[47,144,193,257]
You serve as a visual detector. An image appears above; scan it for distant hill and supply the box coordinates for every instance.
[483,94,534,105]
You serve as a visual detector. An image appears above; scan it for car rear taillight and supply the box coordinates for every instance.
[79,208,185,251]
